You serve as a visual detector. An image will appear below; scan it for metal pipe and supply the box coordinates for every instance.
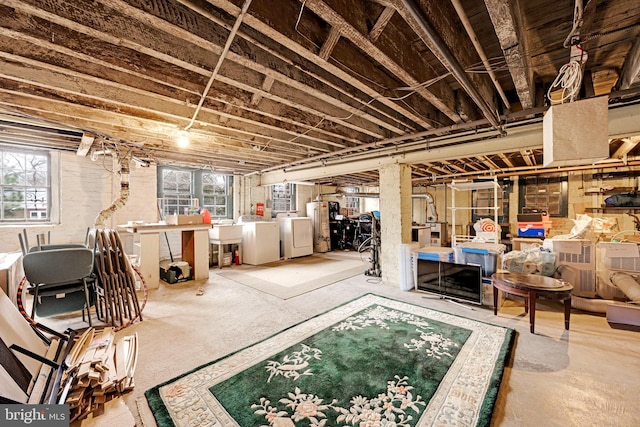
[397,0,502,130]
[413,159,640,184]
[253,117,508,176]
[94,150,133,228]
[450,0,511,111]
[185,0,253,131]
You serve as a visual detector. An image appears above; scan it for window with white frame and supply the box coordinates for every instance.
[159,168,193,216]
[202,173,232,218]
[271,183,295,212]
[158,168,233,218]
[1,147,50,222]
[343,187,360,216]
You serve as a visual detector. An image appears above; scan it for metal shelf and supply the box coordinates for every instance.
[585,207,640,213]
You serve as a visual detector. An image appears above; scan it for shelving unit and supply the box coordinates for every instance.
[450,178,500,247]
[585,207,640,213]
[584,187,634,195]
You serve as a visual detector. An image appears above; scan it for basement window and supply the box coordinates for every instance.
[518,174,568,217]
[272,183,295,212]
[158,168,233,219]
[343,187,360,216]
[201,173,232,218]
[159,168,193,216]
[0,147,51,223]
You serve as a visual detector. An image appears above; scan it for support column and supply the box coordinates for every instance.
[379,163,413,287]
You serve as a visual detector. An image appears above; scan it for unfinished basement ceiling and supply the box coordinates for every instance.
[1,0,640,186]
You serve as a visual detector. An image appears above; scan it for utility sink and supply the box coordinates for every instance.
[209,224,243,241]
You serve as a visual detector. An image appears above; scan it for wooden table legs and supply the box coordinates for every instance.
[493,285,572,334]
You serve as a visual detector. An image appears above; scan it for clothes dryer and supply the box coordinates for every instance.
[276,213,313,259]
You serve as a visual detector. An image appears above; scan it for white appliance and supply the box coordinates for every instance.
[276,213,313,259]
[238,215,280,265]
[306,201,331,253]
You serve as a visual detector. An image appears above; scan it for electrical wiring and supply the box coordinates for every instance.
[547,59,584,104]
[255,72,451,153]
[293,0,448,122]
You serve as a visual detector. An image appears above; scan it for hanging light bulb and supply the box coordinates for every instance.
[176,130,190,148]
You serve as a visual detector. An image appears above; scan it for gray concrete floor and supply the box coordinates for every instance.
[48,254,640,426]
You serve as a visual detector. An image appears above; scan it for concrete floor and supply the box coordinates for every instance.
[52,254,640,427]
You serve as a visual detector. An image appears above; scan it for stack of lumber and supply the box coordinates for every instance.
[62,327,138,422]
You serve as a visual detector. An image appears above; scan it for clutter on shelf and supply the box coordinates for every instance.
[517,212,552,238]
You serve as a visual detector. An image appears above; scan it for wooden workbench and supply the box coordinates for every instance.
[119,223,211,289]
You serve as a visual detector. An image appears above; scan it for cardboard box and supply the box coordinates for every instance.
[512,237,543,251]
[166,214,202,225]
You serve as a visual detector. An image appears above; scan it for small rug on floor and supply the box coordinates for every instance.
[216,252,365,299]
[145,294,514,427]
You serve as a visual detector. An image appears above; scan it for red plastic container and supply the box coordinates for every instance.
[201,209,211,224]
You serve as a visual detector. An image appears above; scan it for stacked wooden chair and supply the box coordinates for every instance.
[91,229,144,329]
[17,228,145,331]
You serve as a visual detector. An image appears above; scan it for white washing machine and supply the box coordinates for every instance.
[238,216,280,265]
[276,213,313,259]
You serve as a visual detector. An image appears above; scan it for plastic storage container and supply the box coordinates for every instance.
[454,242,506,278]
[458,248,498,277]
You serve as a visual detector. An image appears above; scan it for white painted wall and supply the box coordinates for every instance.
[0,151,157,254]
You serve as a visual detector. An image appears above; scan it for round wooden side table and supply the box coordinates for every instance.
[492,272,573,334]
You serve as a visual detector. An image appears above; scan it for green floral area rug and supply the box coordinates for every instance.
[145,294,514,427]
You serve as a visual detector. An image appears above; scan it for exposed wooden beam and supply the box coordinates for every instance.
[76,132,95,157]
[5,0,401,142]
[319,27,341,60]
[498,152,516,168]
[207,0,434,131]
[460,159,483,171]
[481,155,501,170]
[392,0,501,128]
[484,0,534,109]
[368,6,395,43]
[520,150,535,166]
[612,136,640,159]
[250,76,274,106]
[298,0,463,124]
[0,87,330,163]
[0,57,350,152]
[441,160,466,173]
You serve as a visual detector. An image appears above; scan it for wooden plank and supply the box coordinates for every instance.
[484,0,534,109]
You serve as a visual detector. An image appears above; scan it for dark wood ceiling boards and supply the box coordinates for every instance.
[1,0,640,186]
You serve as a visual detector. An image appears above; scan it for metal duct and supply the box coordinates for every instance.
[94,150,132,228]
